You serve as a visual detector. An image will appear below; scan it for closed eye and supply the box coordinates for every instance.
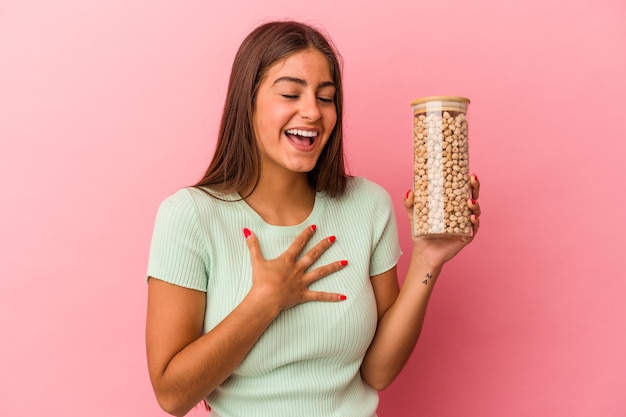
[281,94,334,103]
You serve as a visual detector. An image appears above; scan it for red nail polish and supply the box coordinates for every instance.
[328,235,336,243]
[310,224,317,231]
[405,189,411,199]
[473,174,479,182]
[470,198,476,205]
[339,295,347,300]
[243,228,251,239]
[339,260,348,266]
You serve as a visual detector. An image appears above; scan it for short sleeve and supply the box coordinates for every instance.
[368,184,402,277]
[146,189,208,291]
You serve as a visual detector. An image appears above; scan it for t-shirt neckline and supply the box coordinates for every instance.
[234,192,327,237]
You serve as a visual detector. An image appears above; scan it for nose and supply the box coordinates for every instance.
[299,93,321,121]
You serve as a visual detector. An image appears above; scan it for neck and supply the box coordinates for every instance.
[241,172,316,226]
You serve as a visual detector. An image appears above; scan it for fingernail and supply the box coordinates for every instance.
[470,198,476,205]
[243,228,251,239]
[310,224,317,231]
[339,260,348,266]
[405,189,411,199]
[473,174,479,182]
[339,295,347,300]
[328,235,336,243]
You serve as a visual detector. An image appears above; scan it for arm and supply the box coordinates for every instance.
[359,258,441,390]
[146,277,280,416]
[360,174,481,390]
[146,226,348,416]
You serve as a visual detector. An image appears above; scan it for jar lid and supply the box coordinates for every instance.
[410,96,470,106]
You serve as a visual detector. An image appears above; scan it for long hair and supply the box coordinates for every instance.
[194,21,348,198]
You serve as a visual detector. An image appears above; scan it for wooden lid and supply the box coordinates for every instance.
[410,96,470,106]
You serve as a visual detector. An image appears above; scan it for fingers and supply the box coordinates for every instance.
[303,259,350,302]
[468,174,481,235]
[468,173,481,228]
[403,189,413,207]
[305,290,348,302]
[467,197,481,217]
[283,224,318,261]
[304,257,348,285]
[244,225,319,263]
[248,225,338,268]
[470,212,480,235]
[298,232,338,269]
[403,190,415,223]
[465,174,481,236]
[243,227,263,263]
[470,173,480,200]
[244,225,349,304]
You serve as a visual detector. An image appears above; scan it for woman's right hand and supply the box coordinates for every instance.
[243,225,348,311]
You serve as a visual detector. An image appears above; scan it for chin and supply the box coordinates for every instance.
[286,159,320,173]
[289,166,316,174]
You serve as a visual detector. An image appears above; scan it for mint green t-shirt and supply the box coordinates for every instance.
[147,176,402,417]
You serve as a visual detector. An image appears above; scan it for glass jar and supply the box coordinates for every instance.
[411,96,471,237]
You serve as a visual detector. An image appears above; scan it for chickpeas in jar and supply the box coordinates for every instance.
[411,96,472,237]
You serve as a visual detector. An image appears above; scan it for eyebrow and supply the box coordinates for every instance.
[273,76,335,89]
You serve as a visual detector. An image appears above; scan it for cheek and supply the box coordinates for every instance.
[259,104,290,131]
[324,109,338,132]
[254,109,278,139]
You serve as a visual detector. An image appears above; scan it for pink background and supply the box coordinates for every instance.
[1,0,625,416]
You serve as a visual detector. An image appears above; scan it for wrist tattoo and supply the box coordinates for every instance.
[422,272,433,285]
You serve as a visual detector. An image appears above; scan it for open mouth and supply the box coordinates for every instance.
[285,128,318,147]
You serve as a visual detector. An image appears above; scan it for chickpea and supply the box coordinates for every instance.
[411,96,471,236]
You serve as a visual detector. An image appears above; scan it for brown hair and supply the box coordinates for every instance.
[194,20,348,198]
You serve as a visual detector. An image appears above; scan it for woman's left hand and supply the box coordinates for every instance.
[404,173,481,270]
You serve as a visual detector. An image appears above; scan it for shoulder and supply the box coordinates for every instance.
[158,187,193,207]
[155,187,245,237]
[154,187,220,224]
[157,187,235,212]
[155,188,198,218]
[344,176,393,204]
[324,177,395,219]
[151,189,200,234]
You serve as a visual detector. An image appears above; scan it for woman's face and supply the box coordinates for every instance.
[252,48,337,178]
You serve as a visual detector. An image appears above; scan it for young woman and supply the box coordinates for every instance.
[145,20,481,417]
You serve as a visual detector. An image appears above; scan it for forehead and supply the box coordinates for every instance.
[265,48,333,82]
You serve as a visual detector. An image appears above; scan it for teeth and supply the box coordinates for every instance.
[286,129,318,138]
